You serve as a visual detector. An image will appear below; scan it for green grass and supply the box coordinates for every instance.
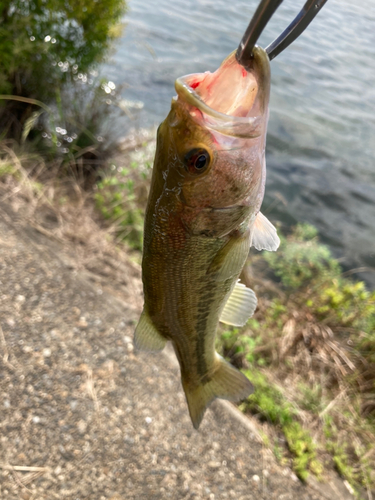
[0,163,18,178]
[215,223,375,494]
[238,369,323,481]
[94,150,154,250]
[95,169,145,250]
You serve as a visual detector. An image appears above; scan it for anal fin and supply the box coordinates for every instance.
[220,280,257,326]
[251,212,280,251]
[183,354,253,430]
[134,311,167,352]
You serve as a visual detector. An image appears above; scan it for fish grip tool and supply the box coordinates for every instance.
[236,0,328,69]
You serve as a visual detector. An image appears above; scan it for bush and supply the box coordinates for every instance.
[264,223,340,289]
[0,0,126,138]
[36,75,124,170]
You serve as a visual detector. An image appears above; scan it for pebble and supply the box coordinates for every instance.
[70,400,78,411]
[77,420,87,434]
[43,348,52,357]
[208,461,221,469]
[290,472,298,482]
[77,317,88,328]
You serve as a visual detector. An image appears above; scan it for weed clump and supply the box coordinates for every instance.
[95,166,145,251]
[94,138,155,250]
[217,223,375,493]
[264,223,340,289]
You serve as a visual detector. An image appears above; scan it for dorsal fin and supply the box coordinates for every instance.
[220,280,257,327]
[251,212,280,251]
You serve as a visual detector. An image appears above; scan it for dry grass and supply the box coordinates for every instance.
[1,138,122,254]
[0,137,145,313]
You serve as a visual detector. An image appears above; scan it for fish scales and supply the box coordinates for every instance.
[135,47,280,429]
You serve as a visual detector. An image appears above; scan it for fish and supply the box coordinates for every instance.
[134,46,280,430]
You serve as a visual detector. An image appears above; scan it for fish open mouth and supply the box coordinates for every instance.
[174,46,270,138]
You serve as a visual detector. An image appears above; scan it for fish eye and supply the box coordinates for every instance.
[184,148,210,174]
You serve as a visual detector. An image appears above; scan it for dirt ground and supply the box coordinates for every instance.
[0,188,353,500]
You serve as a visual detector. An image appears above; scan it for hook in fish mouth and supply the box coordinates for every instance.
[236,0,328,69]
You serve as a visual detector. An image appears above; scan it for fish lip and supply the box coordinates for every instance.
[174,46,270,139]
[174,78,243,123]
[175,78,262,138]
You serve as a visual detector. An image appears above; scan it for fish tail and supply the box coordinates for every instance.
[182,355,253,430]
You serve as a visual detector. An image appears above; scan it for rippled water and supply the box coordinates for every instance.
[104,0,375,286]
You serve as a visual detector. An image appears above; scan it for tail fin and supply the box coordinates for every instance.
[182,355,253,430]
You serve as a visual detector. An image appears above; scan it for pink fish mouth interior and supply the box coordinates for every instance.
[184,52,259,118]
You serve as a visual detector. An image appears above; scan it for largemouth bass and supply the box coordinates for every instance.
[135,46,279,429]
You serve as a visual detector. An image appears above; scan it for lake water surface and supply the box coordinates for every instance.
[104,0,375,287]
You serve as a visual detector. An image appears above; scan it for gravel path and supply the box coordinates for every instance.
[0,202,351,500]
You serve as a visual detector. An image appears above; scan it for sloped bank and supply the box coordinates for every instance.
[1,134,371,498]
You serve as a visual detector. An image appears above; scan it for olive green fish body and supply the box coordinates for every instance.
[135,47,279,429]
[143,206,250,382]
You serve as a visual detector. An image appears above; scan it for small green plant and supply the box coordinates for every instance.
[264,223,340,289]
[216,323,264,367]
[95,175,143,250]
[323,417,358,487]
[242,370,295,426]
[284,421,322,481]
[296,383,325,414]
[240,370,322,480]
[315,279,375,331]
[0,162,18,179]
[95,159,153,250]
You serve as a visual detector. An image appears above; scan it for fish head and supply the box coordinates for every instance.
[154,46,271,231]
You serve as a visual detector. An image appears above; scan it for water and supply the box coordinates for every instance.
[103,0,375,287]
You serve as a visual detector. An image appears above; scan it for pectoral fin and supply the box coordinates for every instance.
[207,228,251,281]
[183,354,253,429]
[251,212,280,251]
[220,280,257,326]
[134,311,167,352]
